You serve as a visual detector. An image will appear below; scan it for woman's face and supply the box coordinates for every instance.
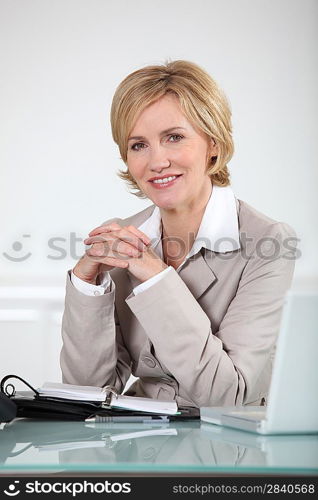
[126,94,217,211]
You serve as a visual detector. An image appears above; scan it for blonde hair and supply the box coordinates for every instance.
[111,60,234,198]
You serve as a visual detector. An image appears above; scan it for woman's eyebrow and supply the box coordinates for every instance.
[128,127,186,141]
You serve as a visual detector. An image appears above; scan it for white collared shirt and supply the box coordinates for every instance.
[71,185,240,296]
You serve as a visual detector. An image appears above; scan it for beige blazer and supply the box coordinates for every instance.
[60,198,297,407]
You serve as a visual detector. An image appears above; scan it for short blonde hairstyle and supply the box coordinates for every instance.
[111,60,234,198]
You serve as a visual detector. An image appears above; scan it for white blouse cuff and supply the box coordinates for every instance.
[133,266,174,295]
[71,271,112,296]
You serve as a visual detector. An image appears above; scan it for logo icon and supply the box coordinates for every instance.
[4,481,20,496]
[2,235,32,262]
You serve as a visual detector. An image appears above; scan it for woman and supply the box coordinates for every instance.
[60,60,297,408]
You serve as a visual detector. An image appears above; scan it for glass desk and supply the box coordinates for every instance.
[0,419,317,475]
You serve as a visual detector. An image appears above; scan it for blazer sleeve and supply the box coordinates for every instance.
[60,270,132,392]
[125,222,297,407]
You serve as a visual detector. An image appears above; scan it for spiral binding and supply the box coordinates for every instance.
[0,374,40,398]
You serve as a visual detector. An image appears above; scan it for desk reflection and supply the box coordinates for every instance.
[0,419,317,472]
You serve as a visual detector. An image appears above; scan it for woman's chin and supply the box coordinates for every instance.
[142,178,187,208]
[145,188,185,210]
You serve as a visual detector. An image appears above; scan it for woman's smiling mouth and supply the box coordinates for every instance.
[148,174,183,189]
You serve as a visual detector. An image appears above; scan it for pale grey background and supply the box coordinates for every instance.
[0,0,317,386]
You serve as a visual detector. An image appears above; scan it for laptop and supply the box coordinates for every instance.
[201,292,318,434]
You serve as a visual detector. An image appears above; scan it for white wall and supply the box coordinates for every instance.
[1,0,317,386]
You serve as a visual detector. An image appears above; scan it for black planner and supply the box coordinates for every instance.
[0,374,200,422]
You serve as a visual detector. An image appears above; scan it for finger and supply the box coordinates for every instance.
[124,225,152,246]
[114,226,150,251]
[87,240,141,258]
[103,257,129,269]
[84,234,111,245]
[86,251,129,269]
[85,229,147,253]
[88,222,121,237]
[86,242,107,257]
[84,235,139,255]
[89,223,151,246]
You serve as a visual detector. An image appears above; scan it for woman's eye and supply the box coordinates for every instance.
[168,134,184,142]
[130,142,146,151]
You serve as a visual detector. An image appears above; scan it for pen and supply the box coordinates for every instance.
[84,415,169,423]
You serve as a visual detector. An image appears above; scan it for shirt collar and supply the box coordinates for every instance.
[138,184,240,255]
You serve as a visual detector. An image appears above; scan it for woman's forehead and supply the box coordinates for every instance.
[129,95,192,135]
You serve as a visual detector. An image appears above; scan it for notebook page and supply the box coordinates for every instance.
[38,382,179,414]
[110,394,178,415]
[38,382,106,401]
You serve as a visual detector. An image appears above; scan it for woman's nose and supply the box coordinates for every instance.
[148,145,171,171]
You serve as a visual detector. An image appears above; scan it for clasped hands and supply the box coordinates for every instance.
[73,222,168,285]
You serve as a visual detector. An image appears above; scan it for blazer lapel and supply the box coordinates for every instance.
[178,249,217,300]
[127,249,216,300]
